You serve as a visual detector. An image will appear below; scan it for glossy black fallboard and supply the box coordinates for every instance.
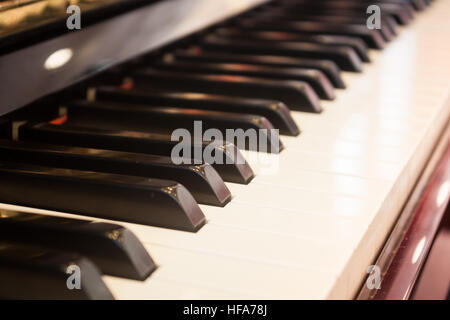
[0,0,154,53]
[0,0,266,116]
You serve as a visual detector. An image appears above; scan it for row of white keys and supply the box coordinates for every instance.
[1,0,450,300]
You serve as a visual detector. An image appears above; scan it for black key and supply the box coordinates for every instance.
[251,7,400,39]
[243,10,396,43]
[215,27,371,62]
[372,0,425,11]
[362,12,399,37]
[19,122,255,184]
[95,86,300,136]
[200,35,363,72]
[0,242,114,300]
[0,139,231,207]
[0,162,206,232]
[329,0,416,20]
[171,50,345,88]
[250,2,402,34]
[66,100,283,153]
[314,0,423,11]
[0,118,11,139]
[0,210,155,281]
[266,6,407,30]
[403,0,427,10]
[272,0,414,25]
[235,19,386,49]
[132,68,322,113]
[154,60,335,100]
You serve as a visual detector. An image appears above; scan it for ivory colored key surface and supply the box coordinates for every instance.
[0,0,449,300]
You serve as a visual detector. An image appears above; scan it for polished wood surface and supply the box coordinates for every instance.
[412,206,450,299]
[359,123,450,299]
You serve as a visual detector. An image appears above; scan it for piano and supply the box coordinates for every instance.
[0,0,449,300]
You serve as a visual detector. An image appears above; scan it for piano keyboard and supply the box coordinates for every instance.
[0,0,449,299]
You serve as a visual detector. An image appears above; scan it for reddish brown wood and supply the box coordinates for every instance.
[372,141,450,300]
[411,206,450,300]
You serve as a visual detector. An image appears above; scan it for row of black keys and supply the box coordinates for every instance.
[101,0,426,112]
[0,0,425,231]
[0,0,430,299]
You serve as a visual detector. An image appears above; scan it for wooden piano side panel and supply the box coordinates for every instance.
[334,0,450,298]
[412,205,450,300]
[358,119,450,300]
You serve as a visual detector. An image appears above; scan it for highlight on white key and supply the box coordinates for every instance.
[170,121,280,175]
